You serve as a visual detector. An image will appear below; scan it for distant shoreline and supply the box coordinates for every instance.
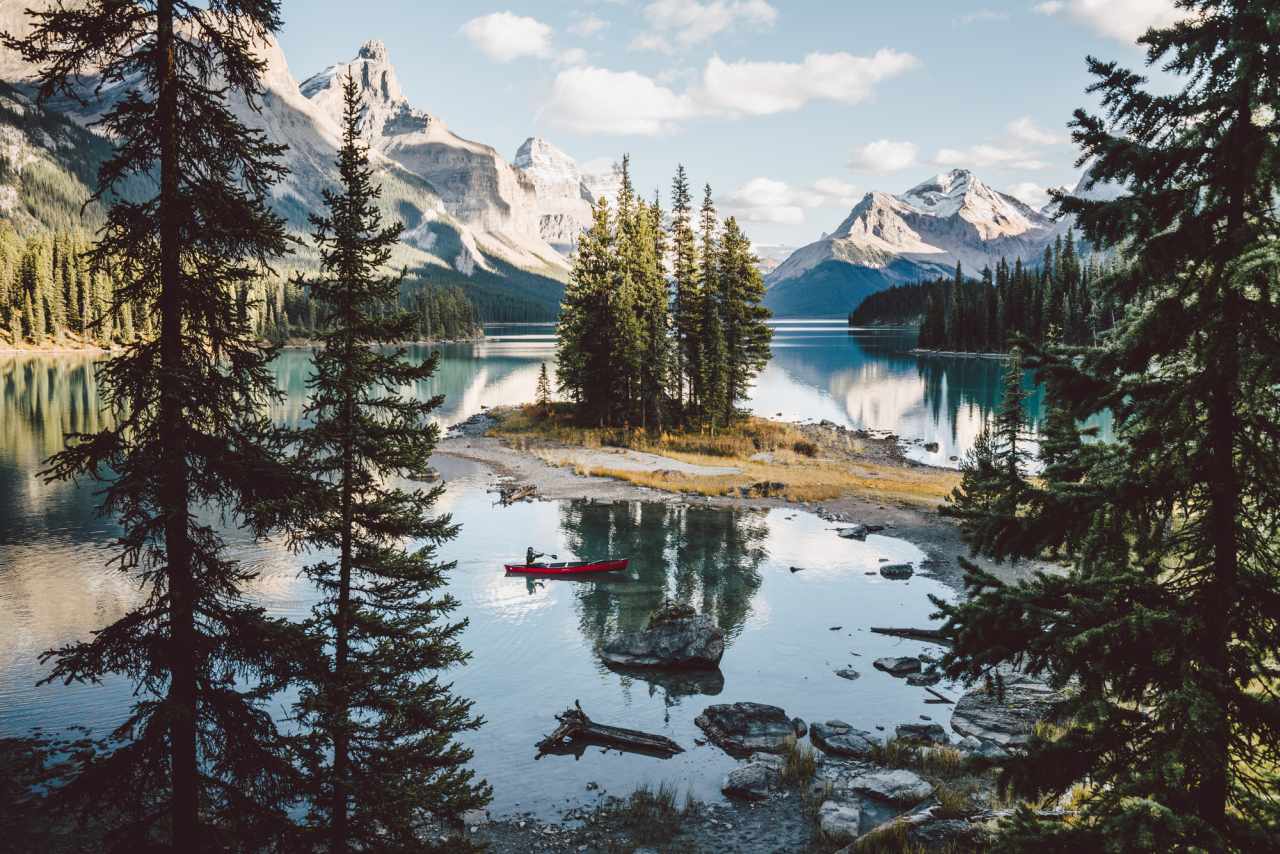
[909,348,1009,360]
[0,333,484,356]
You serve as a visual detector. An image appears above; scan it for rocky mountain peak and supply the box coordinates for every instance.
[358,39,389,61]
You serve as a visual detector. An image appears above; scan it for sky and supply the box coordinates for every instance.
[276,0,1183,256]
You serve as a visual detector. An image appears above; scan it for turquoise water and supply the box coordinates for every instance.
[0,322,1056,816]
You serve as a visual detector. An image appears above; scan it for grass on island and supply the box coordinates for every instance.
[490,404,960,506]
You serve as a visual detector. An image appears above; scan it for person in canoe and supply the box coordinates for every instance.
[526,546,549,566]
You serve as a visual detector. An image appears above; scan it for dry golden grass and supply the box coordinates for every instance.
[491,405,960,506]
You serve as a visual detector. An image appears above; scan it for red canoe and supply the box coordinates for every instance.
[504,559,629,575]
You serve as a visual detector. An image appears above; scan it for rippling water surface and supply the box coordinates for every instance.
[1,322,1075,815]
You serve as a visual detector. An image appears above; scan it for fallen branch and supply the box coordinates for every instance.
[870,626,951,645]
[536,700,684,758]
[923,686,954,705]
[490,483,537,505]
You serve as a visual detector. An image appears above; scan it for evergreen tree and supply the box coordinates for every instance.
[640,191,672,432]
[13,1,301,848]
[716,216,772,424]
[535,361,552,416]
[556,199,616,423]
[287,74,489,852]
[942,348,1032,561]
[933,3,1280,849]
[695,184,725,424]
[670,165,699,416]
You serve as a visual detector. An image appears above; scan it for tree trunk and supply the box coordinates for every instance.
[1197,93,1250,846]
[332,317,357,853]
[156,0,199,846]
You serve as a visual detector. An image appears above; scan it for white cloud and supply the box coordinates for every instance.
[569,15,609,37]
[696,49,919,117]
[544,66,695,135]
[556,47,589,67]
[934,143,1048,171]
[628,32,674,54]
[1006,181,1052,209]
[723,176,861,224]
[1008,116,1064,146]
[811,178,861,208]
[1033,0,1183,43]
[634,0,778,51]
[544,48,918,135]
[849,139,918,173]
[461,12,554,62]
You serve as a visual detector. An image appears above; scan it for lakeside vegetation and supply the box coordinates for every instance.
[489,404,960,506]
[848,232,1122,353]
[557,160,772,432]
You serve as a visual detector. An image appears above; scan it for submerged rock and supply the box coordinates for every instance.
[818,800,863,842]
[810,720,880,759]
[835,667,861,681]
[879,563,914,580]
[950,675,1061,749]
[837,524,868,540]
[874,656,922,676]
[599,602,724,669]
[848,768,934,806]
[695,702,802,757]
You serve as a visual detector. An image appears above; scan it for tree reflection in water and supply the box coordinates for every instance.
[554,499,768,707]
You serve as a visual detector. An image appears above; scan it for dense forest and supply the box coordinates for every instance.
[848,230,1122,352]
[557,159,771,431]
[0,224,480,347]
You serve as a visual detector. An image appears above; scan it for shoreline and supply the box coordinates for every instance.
[436,411,1054,590]
[0,333,485,356]
[909,348,1010,360]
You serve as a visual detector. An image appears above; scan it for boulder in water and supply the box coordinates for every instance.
[695,702,802,757]
[810,720,881,759]
[599,602,724,669]
[880,563,914,580]
[873,656,922,676]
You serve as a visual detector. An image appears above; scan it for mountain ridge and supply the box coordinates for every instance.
[764,168,1070,316]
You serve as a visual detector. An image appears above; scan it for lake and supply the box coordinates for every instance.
[0,321,1049,816]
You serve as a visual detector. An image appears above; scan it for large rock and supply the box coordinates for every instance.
[818,800,863,842]
[810,720,881,759]
[721,753,784,801]
[950,675,1061,748]
[848,769,934,806]
[600,602,725,669]
[695,702,802,757]
[874,656,922,676]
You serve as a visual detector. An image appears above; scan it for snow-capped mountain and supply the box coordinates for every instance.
[299,41,565,275]
[0,5,577,311]
[512,137,596,255]
[765,169,1065,317]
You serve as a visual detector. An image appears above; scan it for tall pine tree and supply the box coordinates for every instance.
[11,0,302,848]
[933,3,1280,849]
[286,73,489,853]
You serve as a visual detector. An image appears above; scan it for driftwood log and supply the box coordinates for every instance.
[536,701,684,758]
[491,483,537,505]
[870,626,951,645]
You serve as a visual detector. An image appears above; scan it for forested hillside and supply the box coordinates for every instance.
[849,230,1121,352]
[0,82,485,347]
